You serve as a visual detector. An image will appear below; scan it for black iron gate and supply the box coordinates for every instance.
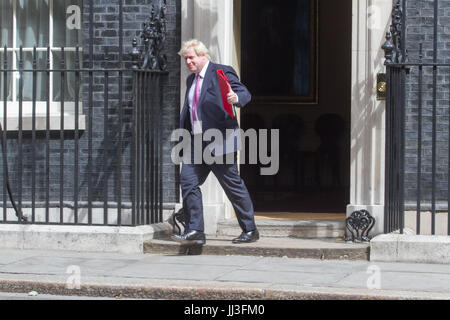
[0,0,168,226]
[383,0,450,235]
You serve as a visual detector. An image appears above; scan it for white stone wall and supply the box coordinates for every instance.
[347,0,392,236]
[180,0,237,235]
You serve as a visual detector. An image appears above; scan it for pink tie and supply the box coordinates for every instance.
[192,74,201,121]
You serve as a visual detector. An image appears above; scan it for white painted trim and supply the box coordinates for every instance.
[180,0,237,224]
[348,0,392,231]
[0,114,86,131]
[1,0,85,130]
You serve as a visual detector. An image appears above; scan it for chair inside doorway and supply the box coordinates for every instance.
[242,112,348,217]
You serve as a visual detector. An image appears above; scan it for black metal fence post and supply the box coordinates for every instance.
[383,0,407,234]
[2,46,8,222]
[74,46,80,224]
[45,46,51,224]
[18,46,23,223]
[60,46,65,224]
[32,46,37,223]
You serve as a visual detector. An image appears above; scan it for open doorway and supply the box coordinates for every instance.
[239,0,352,220]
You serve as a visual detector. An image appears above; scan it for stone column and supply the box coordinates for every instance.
[347,0,392,235]
[179,0,237,235]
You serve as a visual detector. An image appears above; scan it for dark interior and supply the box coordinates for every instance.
[240,0,352,215]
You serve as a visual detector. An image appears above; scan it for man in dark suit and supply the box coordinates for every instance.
[171,39,259,245]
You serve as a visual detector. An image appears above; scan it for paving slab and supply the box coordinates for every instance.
[216,269,348,286]
[335,270,450,293]
[0,249,448,299]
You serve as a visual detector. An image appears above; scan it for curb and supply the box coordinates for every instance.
[0,223,173,254]
[370,234,450,264]
[0,279,446,300]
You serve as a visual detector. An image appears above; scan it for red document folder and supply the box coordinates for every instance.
[217,69,236,119]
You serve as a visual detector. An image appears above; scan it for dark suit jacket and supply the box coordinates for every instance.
[180,62,251,155]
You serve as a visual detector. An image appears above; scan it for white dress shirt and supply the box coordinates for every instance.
[188,61,209,128]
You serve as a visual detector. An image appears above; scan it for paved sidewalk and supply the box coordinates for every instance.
[0,249,449,300]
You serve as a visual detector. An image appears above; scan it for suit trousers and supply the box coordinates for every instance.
[180,152,256,233]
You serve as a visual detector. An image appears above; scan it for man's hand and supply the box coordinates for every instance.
[227,83,238,105]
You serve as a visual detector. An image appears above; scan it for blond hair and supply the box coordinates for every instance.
[178,39,211,60]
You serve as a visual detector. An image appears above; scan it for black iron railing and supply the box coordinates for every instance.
[0,0,168,226]
[383,0,450,235]
[132,69,167,225]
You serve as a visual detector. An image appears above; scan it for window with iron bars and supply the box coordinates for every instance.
[0,0,85,130]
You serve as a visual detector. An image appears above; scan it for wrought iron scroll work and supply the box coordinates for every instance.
[131,0,167,71]
[345,210,375,242]
[382,0,406,65]
[172,207,188,235]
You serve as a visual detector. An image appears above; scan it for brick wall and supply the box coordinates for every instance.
[404,0,450,206]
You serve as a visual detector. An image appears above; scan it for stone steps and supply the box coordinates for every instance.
[217,219,346,239]
[147,218,368,260]
[144,236,369,260]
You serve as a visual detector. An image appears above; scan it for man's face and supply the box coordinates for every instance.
[183,47,208,74]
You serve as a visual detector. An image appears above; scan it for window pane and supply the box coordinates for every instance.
[17,0,49,47]
[16,51,48,101]
[0,0,13,47]
[0,52,13,101]
[53,50,82,102]
[54,0,83,47]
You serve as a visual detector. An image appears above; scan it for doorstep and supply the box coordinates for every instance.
[144,236,370,260]
[217,219,346,239]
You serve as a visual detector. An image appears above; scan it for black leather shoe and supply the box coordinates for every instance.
[232,229,259,244]
[171,230,206,245]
